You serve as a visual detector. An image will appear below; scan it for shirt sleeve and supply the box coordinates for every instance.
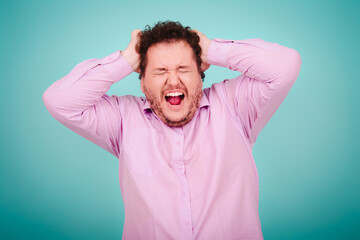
[42,50,134,158]
[207,38,302,147]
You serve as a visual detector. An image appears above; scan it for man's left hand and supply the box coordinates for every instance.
[192,30,212,72]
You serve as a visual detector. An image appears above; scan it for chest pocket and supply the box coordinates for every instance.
[123,128,166,176]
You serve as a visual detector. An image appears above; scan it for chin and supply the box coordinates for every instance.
[162,110,195,127]
[164,118,190,127]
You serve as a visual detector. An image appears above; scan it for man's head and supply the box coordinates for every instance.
[136,21,205,127]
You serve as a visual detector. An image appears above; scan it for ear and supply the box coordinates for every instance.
[201,62,210,72]
[140,77,144,93]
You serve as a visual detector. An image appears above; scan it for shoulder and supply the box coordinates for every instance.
[203,76,247,124]
[117,94,145,104]
[106,94,146,113]
[203,75,244,103]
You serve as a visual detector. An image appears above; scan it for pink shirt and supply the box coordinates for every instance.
[43,38,301,239]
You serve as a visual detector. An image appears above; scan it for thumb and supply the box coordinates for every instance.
[131,29,142,42]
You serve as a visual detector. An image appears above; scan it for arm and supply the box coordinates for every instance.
[42,30,141,158]
[196,31,302,147]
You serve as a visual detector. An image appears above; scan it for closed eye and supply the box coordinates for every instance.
[178,66,190,73]
[153,67,167,76]
[154,72,165,75]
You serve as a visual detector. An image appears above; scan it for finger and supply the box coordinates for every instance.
[131,29,142,40]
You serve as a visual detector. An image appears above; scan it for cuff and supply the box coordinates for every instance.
[206,38,234,68]
[99,50,134,82]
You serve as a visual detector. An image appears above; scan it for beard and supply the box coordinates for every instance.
[143,81,203,127]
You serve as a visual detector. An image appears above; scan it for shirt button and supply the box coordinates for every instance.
[184,221,189,225]
[182,191,186,195]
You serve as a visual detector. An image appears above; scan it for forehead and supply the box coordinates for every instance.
[146,40,196,69]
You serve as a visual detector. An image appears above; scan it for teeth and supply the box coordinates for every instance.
[165,92,184,97]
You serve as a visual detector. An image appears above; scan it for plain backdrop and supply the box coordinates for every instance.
[1,0,359,239]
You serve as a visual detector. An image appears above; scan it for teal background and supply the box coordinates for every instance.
[1,0,359,239]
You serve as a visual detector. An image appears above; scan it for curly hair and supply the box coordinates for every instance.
[136,21,205,81]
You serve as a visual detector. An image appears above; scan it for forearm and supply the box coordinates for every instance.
[42,50,133,122]
[207,38,302,86]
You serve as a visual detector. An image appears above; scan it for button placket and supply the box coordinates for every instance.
[171,128,193,237]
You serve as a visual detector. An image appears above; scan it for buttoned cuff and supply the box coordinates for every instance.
[206,39,235,68]
[100,50,134,82]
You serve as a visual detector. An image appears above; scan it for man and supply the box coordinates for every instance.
[43,21,301,239]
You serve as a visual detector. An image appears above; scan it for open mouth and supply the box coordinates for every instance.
[165,92,185,106]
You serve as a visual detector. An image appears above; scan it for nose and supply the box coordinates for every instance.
[166,70,181,86]
[167,70,181,85]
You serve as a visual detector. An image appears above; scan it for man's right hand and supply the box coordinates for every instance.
[121,29,142,73]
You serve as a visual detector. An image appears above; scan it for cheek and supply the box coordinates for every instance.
[144,81,163,97]
[183,76,202,92]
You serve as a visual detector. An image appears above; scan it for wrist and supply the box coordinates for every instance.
[203,39,213,64]
[121,49,137,70]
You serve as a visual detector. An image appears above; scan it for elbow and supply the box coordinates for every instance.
[42,88,51,109]
[42,87,55,112]
[269,48,302,90]
[282,48,302,82]
[42,86,64,121]
[42,84,84,123]
[289,49,302,69]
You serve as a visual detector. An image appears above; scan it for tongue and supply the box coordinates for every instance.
[167,96,182,105]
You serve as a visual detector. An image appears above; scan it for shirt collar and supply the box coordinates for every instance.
[142,91,210,119]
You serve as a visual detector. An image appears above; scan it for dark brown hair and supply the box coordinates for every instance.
[136,21,205,81]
